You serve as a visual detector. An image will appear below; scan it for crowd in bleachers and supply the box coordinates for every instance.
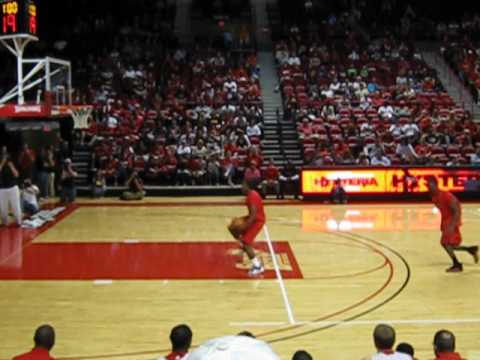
[62,0,271,188]
[276,24,480,166]
[82,44,267,187]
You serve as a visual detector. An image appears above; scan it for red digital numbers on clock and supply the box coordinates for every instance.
[2,13,16,33]
[2,1,18,34]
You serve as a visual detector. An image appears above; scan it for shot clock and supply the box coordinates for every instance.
[0,0,37,37]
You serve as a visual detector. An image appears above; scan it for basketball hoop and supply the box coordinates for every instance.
[71,105,93,129]
[51,104,93,129]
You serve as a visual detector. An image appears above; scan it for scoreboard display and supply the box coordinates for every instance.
[301,167,480,197]
[0,0,37,36]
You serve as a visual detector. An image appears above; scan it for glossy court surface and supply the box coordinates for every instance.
[1,198,480,360]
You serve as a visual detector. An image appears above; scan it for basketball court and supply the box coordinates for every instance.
[1,198,480,360]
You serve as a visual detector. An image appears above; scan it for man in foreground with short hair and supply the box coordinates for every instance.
[13,324,55,360]
[159,324,192,360]
[433,330,463,360]
[427,176,478,272]
[364,324,411,360]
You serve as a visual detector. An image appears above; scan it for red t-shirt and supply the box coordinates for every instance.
[435,352,464,360]
[264,165,279,181]
[432,190,462,231]
[164,351,188,360]
[13,347,54,360]
[246,190,266,223]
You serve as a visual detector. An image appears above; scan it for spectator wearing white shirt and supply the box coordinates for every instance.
[378,103,395,120]
[192,139,208,158]
[362,324,412,360]
[246,120,262,138]
[389,123,404,140]
[364,140,385,158]
[320,85,334,98]
[22,179,39,215]
[402,120,420,140]
[123,65,136,79]
[356,83,369,99]
[349,50,360,60]
[223,78,238,94]
[177,140,192,157]
[371,152,392,166]
[107,115,118,129]
[360,120,375,138]
[288,53,301,66]
[396,75,408,86]
[329,79,341,94]
[470,148,480,165]
[276,49,289,65]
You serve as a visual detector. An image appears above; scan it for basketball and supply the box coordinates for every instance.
[230,216,247,234]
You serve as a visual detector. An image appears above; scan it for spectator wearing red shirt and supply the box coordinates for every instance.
[246,147,263,168]
[159,324,192,360]
[433,330,464,360]
[261,159,280,199]
[189,155,206,185]
[13,324,55,360]
[244,161,261,186]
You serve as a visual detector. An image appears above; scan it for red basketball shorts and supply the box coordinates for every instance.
[241,221,265,245]
[441,227,462,246]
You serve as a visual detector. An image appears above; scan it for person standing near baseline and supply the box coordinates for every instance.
[427,176,478,272]
[0,146,22,226]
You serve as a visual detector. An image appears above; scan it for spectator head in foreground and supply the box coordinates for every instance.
[35,325,55,351]
[374,323,396,351]
[237,331,255,338]
[433,330,457,356]
[170,324,193,353]
[292,350,313,360]
[396,342,414,358]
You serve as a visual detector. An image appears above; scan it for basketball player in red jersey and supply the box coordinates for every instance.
[427,177,478,272]
[228,179,265,276]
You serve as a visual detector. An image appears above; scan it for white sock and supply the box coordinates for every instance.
[252,257,261,268]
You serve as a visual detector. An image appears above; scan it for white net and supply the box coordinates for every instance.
[71,106,93,129]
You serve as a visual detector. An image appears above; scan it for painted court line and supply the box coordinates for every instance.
[229,318,480,328]
[263,224,296,325]
[93,279,113,285]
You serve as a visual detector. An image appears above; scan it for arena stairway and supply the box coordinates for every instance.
[258,51,303,168]
[72,144,91,188]
[420,45,480,119]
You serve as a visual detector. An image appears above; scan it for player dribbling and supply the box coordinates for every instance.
[228,179,265,276]
[427,176,478,272]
